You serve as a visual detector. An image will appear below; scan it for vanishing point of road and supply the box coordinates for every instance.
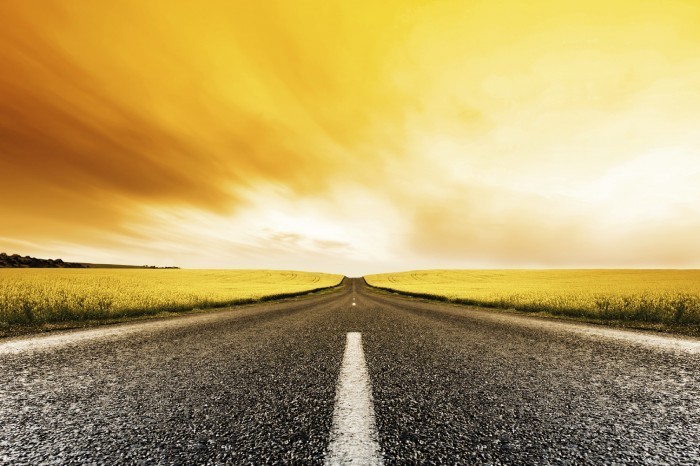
[1,278,699,465]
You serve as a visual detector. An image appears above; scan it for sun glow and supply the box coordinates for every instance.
[2,0,700,273]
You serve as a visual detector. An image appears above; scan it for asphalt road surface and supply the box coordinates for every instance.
[1,278,699,465]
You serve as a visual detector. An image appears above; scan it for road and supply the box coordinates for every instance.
[1,278,699,465]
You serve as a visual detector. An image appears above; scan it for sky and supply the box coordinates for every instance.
[1,0,700,275]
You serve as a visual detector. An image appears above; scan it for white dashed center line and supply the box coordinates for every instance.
[325,332,382,465]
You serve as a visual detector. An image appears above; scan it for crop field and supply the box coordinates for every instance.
[365,270,700,327]
[0,269,343,327]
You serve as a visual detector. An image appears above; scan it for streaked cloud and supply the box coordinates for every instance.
[1,0,700,274]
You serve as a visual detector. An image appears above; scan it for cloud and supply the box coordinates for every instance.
[2,0,700,272]
[0,1,403,231]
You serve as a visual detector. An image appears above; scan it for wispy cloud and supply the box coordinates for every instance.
[1,0,700,273]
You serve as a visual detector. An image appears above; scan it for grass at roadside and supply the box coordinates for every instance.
[0,269,344,337]
[364,270,700,336]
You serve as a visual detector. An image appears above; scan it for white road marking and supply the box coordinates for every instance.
[0,307,263,355]
[422,305,700,355]
[325,332,382,465]
[352,303,356,306]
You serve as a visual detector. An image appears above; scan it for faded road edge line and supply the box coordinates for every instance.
[325,332,383,466]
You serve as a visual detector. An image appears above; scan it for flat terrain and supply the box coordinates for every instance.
[366,269,700,332]
[0,252,176,268]
[0,269,343,331]
[1,279,699,464]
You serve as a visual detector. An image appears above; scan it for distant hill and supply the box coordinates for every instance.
[0,253,178,269]
[0,253,84,268]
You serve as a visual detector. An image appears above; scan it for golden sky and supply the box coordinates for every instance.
[2,0,700,274]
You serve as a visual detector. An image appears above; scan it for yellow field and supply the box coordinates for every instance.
[0,269,343,326]
[365,270,700,325]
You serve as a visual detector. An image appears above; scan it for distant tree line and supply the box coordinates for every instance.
[0,253,86,268]
[0,253,179,269]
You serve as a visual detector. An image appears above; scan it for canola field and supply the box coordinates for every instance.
[365,270,700,326]
[0,269,343,327]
